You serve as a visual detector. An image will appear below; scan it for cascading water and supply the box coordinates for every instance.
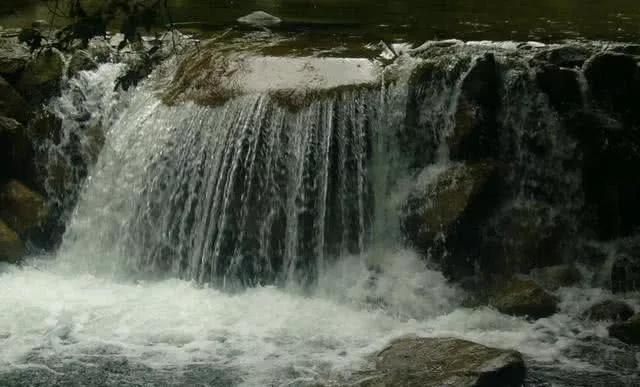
[1,39,639,386]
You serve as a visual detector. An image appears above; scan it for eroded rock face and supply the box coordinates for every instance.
[358,337,525,387]
[0,180,50,237]
[608,314,640,345]
[0,220,25,263]
[583,300,635,322]
[489,278,559,319]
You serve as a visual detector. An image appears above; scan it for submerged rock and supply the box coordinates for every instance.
[237,11,282,28]
[608,314,640,345]
[17,48,65,104]
[0,180,50,237]
[583,300,635,322]
[0,220,25,263]
[489,278,559,319]
[359,337,525,387]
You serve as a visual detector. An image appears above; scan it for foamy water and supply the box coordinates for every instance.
[1,251,638,386]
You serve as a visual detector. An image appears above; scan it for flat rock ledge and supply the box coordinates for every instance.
[355,337,525,387]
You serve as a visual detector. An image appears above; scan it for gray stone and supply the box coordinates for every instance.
[0,180,50,237]
[357,337,526,387]
[489,278,559,319]
[583,300,635,322]
[0,36,31,78]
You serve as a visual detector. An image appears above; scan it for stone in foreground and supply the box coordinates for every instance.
[489,278,559,319]
[358,337,525,387]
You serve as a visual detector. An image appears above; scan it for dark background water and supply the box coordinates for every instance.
[1,0,639,42]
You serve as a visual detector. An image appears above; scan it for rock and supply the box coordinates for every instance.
[481,203,566,275]
[536,64,582,113]
[533,46,592,68]
[0,180,50,237]
[67,50,98,78]
[489,278,559,319]
[0,36,31,78]
[359,337,525,387]
[583,300,635,322]
[17,48,65,104]
[0,220,24,263]
[237,11,282,28]
[611,255,640,293]
[529,264,582,290]
[449,53,500,160]
[31,20,49,30]
[0,116,31,179]
[0,75,29,122]
[608,314,640,345]
[401,161,499,249]
[583,52,640,125]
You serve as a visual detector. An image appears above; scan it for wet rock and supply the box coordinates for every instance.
[0,219,24,263]
[31,20,49,30]
[536,64,582,113]
[0,180,50,237]
[482,203,567,275]
[0,116,31,179]
[450,53,500,160]
[0,76,29,122]
[489,278,559,319]
[583,300,635,322]
[401,161,499,250]
[529,264,582,290]
[359,337,525,387]
[0,36,31,78]
[67,50,98,78]
[237,11,282,28]
[611,255,640,293]
[17,48,65,104]
[533,46,592,68]
[583,52,640,126]
[608,314,640,345]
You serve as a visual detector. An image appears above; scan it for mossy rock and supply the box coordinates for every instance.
[608,314,640,345]
[0,180,50,236]
[0,219,25,263]
[358,337,525,387]
[489,278,559,319]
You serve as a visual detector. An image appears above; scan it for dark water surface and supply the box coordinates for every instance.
[1,0,639,42]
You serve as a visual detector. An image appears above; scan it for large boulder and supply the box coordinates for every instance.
[0,76,29,122]
[359,337,525,387]
[17,48,65,104]
[529,264,582,290]
[489,278,559,319]
[536,64,582,113]
[583,300,635,322]
[402,161,499,249]
[0,220,25,263]
[608,314,640,345]
[0,180,50,237]
[532,45,592,68]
